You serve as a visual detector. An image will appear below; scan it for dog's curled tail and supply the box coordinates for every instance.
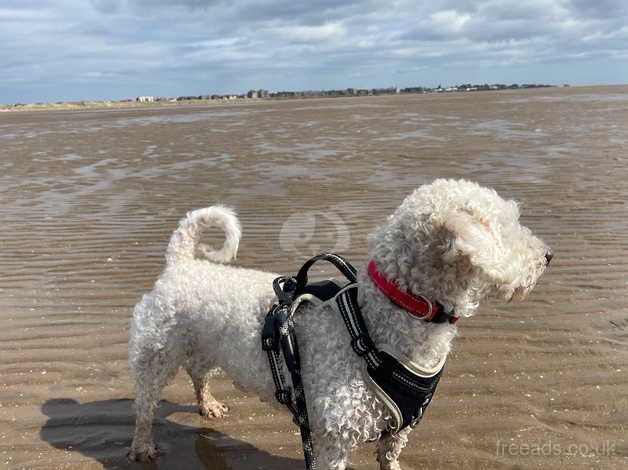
[165,205,241,265]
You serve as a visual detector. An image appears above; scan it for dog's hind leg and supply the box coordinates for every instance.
[376,428,411,470]
[185,357,229,418]
[129,331,184,461]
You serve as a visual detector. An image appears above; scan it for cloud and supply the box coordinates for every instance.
[90,0,120,14]
[0,0,627,103]
[273,22,345,42]
[429,10,471,34]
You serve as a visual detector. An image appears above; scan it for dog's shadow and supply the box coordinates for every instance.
[40,398,303,469]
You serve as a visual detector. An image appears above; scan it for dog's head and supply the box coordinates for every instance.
[368,179,551,317]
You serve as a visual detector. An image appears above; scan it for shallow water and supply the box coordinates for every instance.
[1,86,627,469]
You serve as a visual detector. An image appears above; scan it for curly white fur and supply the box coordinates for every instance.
[129,180,551,468]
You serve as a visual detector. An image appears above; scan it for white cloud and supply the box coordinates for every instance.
[429,10,471,33]
[275,22,345,42]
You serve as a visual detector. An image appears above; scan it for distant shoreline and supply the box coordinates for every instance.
[0,97,253,113]
[0,82,562,113]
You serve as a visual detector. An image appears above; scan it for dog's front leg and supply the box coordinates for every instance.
[129,392,159,461]
[313,432,349,470]
[376,428,411,470]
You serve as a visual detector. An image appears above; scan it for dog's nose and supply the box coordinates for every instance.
[545,249,554,265]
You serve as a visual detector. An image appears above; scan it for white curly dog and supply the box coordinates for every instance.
[129,179,551,469]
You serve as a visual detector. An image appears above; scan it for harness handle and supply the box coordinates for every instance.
[294,253,358,295]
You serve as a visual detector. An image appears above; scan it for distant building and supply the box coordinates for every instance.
[136,96,155,103]
[402,87,424,94]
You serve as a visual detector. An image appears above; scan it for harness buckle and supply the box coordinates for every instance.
[351,333,376,357]
[261,305,279,351]
[275,389,291,405]
[273,276,297,305]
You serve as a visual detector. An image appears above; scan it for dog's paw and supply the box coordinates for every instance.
[200,399,229,419]
[377,454,402,470]
[128,442,159,462]
[379,462,402,470]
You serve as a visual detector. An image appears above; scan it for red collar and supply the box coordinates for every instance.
[367,260,459,324]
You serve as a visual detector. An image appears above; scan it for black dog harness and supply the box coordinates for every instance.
[262,253,449,469]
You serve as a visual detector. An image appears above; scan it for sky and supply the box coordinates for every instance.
[1,0,627,103]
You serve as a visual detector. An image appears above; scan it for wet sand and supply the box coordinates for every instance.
[1,86,627,469]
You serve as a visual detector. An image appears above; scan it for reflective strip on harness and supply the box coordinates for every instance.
[336,287,381,369]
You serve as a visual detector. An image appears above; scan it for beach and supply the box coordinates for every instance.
[0,86,626,469]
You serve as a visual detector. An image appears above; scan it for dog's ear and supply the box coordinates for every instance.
[442,209,502,271]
